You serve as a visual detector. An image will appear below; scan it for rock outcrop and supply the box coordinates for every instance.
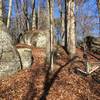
[0,27,21,79]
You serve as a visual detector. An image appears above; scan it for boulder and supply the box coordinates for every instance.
[16,44,33,69]
[0,28,21,79]
[36,32,47,48]
[19,30,48,48]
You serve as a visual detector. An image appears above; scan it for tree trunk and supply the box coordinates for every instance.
[7,0,12,29]
[97,0,100,13]
[37,0,40,30]
[46,0,54,72]
[46,0,50,64]
[15,0,21,35]
[0,0,3,29]
[48,0,54,71]
[57,0,65,46]
[67,0,76,58]
[2,0,7,25]
[61,12,65,41]
[32,0,36,30]
[46,0,50,30]
[22,0,30,31]
[64,0,68,50]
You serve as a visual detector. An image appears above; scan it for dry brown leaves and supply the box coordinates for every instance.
[0,47,100,100]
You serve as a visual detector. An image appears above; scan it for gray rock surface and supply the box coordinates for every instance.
[20,30,48,48]
[0,28,21,79]
[17,47,32,69]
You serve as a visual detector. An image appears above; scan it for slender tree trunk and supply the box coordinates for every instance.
[58,0,65,45]
[32,0,36,30]
[48,0,54,72]
[46,0,54,72]
[2,0,7,25]
[64,0,68,49]
[61,12,65,39]
[46,0,50,65]
[46,0,50,30]
[37,0,40,30]
[67,0,76,58]
[15,0,21,35]
[7,0,12,29]
[0,0,3,29]
[22,0,30,31]
[97,0,100,13]
[97,0,100,23]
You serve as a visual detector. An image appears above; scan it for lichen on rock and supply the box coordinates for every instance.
[0,26,21,79]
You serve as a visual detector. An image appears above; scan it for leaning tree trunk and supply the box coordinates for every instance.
[0,0,21,79]
[67,0,76,58]
[7,0,12,29]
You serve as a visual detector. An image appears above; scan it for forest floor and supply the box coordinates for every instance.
[0,46,100,100]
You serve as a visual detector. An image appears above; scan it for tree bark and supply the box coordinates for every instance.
[46,0,54,72]
[57,0,65,46]
[64,0,68,50]
[49,0,54,72]
[0,0,3,29]
[37,0,40,30]
[67,0,76,58]
[22,0,30,31]
[97,0,100,13]
[32,0,36,30]
[7,0,12,29]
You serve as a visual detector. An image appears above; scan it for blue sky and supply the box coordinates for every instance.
[35,0,60,18]
[11,0,99,37]
[12,0,99,18]
[76,0,99,37]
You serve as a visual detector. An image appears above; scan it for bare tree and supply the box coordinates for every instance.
[7,0,12,29]
[66,0,76,58]
[32,0,36,30]
[58,0,64,34]
[57,0,65,45]
[0,0,3,28]
[48,0,54,71]
[38,0,48,30]
[50,0,54,71]
[22,0,30,31]
[97,0,100,13]
[2,0,8,25]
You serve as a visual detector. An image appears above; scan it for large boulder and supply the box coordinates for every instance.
[16,44,33,69]
[0,27,21,79]
[19,30,48,48]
